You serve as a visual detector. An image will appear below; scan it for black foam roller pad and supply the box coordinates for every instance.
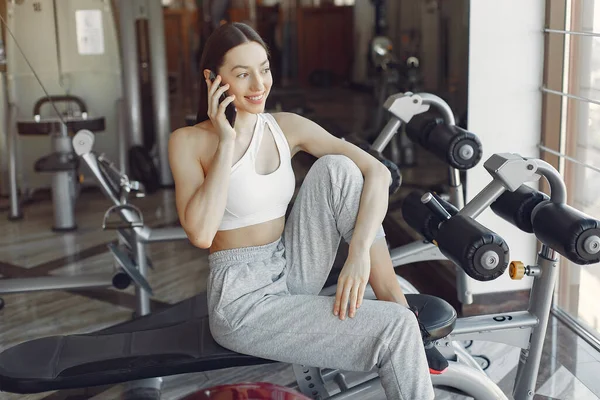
[532,202,600,265]
[436,215,510,281]
[405,114,442,147]
[491,186,550,233]
[424,124,483,170]
[402,191,458,241]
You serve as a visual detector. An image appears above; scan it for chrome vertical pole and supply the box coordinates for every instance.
[147,0,172,186]
[7,103,21,220]
[117,0,144,147]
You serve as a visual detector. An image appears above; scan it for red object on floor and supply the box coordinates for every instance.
[182,382,312,400]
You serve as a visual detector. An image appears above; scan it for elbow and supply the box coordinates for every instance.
[382,165,392,186]
[368,163,392,186]
[185,226,215,249]
[190,235,212,249]
[182,209,213,249]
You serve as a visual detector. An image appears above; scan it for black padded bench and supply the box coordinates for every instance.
[0,293,456,394]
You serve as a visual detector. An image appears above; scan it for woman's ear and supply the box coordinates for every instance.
[203,69,212,81]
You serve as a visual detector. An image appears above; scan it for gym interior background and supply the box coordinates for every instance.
[0,0,599,399]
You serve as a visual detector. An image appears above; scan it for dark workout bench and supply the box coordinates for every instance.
[0,291,453,394]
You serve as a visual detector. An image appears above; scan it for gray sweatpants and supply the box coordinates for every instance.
[207,155,434,400]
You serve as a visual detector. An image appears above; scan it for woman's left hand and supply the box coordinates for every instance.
[334,250,371,320]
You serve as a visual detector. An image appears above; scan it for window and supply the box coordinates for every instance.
[543,0,600,348]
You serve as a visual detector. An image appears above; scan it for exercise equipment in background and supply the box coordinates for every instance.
[1,0,173,227]
[0,120,187,312]
[115,0,171,191]
[360,0,424,167]
[15,95,105,231]
[1,0,123,209]
[369,91,482,305]
[0,125,154,311]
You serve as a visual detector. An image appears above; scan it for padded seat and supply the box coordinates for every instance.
[0,292,456,394]
[405,294,457,340]
[34,152,79,172]
[17,117,106,136]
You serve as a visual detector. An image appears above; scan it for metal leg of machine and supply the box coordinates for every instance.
[512,248,558,398]
[123,236,163,399]
[134,236,152,317]
[50,124,77,231]
[7,103,22,221]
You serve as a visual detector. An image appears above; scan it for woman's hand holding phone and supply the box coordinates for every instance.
[206,73,236,142]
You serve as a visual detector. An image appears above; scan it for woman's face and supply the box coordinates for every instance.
[218,42,273,115]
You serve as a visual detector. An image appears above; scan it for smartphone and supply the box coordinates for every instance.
[209,71,236,127]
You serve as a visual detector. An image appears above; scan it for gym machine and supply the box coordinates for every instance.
[1,128,598,400]
[0,123,186,311]
[14,95,105,230]
[363,0,424,167]
[369,91,482,304]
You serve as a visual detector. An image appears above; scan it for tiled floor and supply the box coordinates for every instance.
[0,87,599,399]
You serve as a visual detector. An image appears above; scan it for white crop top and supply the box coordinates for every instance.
[218,113,296,231]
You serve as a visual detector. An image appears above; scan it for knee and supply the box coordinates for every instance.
[316,154,361,175]
[388,303,421,340]
[314,155,363,187]
[376,304,422,364]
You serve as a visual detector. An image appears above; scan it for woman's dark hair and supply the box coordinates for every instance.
[196,23,269,124]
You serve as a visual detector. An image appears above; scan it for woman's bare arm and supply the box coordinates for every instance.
[169,128,235,248]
